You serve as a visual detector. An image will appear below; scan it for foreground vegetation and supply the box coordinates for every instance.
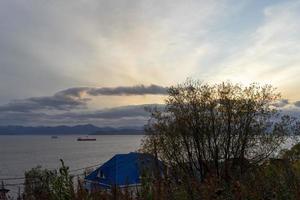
[13,146,300,200]
[5,81,300,199]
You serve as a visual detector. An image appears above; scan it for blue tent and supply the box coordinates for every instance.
[85,152,162,189]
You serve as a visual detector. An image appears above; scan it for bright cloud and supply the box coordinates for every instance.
[0,0,300,126]
[213,1,300,100]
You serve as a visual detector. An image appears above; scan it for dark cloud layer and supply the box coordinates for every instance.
[0,93,88,112]
[58,104,165,120]
[0,85,167,113]
[2,100,300,127]
[56,84,168,98]
[294,101,300,107]
[0,104,164,126]
[87,85,168,96]
[273,99,289,108]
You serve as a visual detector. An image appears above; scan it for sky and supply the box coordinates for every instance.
[0,0,300,126]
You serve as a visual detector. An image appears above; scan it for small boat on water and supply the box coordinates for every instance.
[51,136,58,139]
[77,136,96,141]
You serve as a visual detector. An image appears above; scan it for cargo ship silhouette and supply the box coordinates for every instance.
[77,136,96,141]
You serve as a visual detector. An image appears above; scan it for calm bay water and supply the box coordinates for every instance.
[0,135,297,198]
[0,135,143,179]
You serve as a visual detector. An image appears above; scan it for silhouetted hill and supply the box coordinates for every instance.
[0,124,144,135]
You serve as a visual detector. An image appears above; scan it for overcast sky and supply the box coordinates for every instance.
[0,0,300,126]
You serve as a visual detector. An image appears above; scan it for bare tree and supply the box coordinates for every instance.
[142,80,296,196]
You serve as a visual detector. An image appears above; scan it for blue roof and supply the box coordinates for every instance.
[85,152,162,188]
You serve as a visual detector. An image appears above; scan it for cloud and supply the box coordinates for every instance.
[0,104,164,126]
[87,84,167,96]
[58,104,164,120]
[56,84,168,98]
[294,101,300,107]
[1,0,299,103]
[211,1,300,98]
[0,92,88,113]
[0,0,232,104]
[2,99,300,127]
[0,85,167,112]
[1,0,300,126]
[273,99,289,108]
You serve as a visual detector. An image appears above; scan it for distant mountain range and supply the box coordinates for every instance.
[0,124,145,135]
